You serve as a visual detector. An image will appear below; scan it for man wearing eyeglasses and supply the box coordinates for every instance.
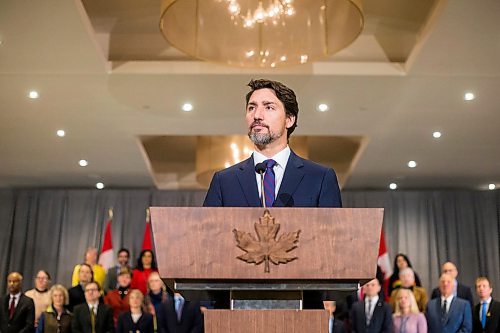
[25,270,51,327]
[431,262,474,310]
[72,282,114,333]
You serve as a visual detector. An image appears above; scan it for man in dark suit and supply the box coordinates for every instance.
[203,78,342,208]
[202,79,342,309]
[426,273,472,333]
[0,272,35,333]
[71,282,114,333]
[473,277,500,333]
[324,301,346,333]
[431,261,474,309]
[158,292,204,333]
[350,279,392,333]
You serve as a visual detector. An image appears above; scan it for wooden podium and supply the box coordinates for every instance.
[150,207,383,333]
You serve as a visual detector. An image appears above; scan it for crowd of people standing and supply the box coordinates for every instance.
[0,247,203,333]
[1,249,498,333]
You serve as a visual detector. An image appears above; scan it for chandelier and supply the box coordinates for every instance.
[160,0,364,68]
[220,0,295,29]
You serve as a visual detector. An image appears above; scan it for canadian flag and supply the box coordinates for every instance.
[377,229,393,300]
[98,217,115,270]
[359,228,392,300]
[142,209,153,251]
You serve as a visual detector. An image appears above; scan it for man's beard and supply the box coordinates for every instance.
[248,124,283,146]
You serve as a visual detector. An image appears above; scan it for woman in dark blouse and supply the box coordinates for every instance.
[116,289,154,333]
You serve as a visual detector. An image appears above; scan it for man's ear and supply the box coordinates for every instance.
[285,115,296,129]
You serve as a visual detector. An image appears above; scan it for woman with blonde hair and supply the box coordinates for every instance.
[36,284,72,333]
[393,288,427,333]
[116,289,154,333]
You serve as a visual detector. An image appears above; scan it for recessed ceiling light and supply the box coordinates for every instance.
[182,103,193,112]
[464,92,475,101]
[389,183,397,190]
[488,183,496,190]
[79,159,88,167]
[96,182,105,190]
[407,160,417,168]
[432,131,442,138]
[56,129,66,137]
[317,103,329,112]
[28,90,39,99]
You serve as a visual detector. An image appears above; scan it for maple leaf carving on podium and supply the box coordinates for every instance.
[233,209,301,273]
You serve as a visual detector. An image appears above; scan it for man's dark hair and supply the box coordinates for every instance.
[245,79,299,137]
[117,248,130,257]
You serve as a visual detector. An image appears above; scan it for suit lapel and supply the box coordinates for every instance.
[236,156,261,207]
[275,151,304,207]
[444,297,457,325]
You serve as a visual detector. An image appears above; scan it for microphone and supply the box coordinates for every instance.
[255,163,267,208]
[255,163,266,174]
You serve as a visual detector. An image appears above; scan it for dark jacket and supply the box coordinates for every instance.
[350,298,392,333]
[473,299,500,333]
[71,302,114,333]
[0,293,35,333]
[116,311,154,333]
[158,298,203,333]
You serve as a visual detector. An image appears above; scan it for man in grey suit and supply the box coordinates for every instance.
[0,272,35,333]
[103,248,130,293]
[426,273,472,333]
[72,282,114,333]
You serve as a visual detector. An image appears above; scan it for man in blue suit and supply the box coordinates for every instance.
[426,273,472,333]
[203,78,342,208]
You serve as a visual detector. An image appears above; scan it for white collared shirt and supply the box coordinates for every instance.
[441,295,454,313]
[253,146,291,199]
[9,292,21,308]
[365,295,379,318]
[87,302,99,314]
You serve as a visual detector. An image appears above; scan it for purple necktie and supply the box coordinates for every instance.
[263,159,277,207]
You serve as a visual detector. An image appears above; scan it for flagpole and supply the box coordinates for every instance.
[108,207,113,220]
[146,208,150,222]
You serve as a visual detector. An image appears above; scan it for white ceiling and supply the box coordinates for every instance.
[0,0,499,190]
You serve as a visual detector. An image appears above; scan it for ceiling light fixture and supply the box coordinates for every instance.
[182,103,194,112]
[464,92,475,101]
[317,103,329,112]
[160,0,364,68]
[56,130,66,137]
[79,159,89,167]
[28,90,39,99]
[432,131,442,138]
[96,182,105,190]
[389,183,397,190]
[488,183,496,190]
[407,160,417,168]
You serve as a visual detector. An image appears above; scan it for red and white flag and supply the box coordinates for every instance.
[98,211,115,270]
[377,229,393,300]
[142,209,153,251]
[359,228,392,300]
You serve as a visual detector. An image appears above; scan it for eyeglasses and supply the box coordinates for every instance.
[36,277,49,281]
